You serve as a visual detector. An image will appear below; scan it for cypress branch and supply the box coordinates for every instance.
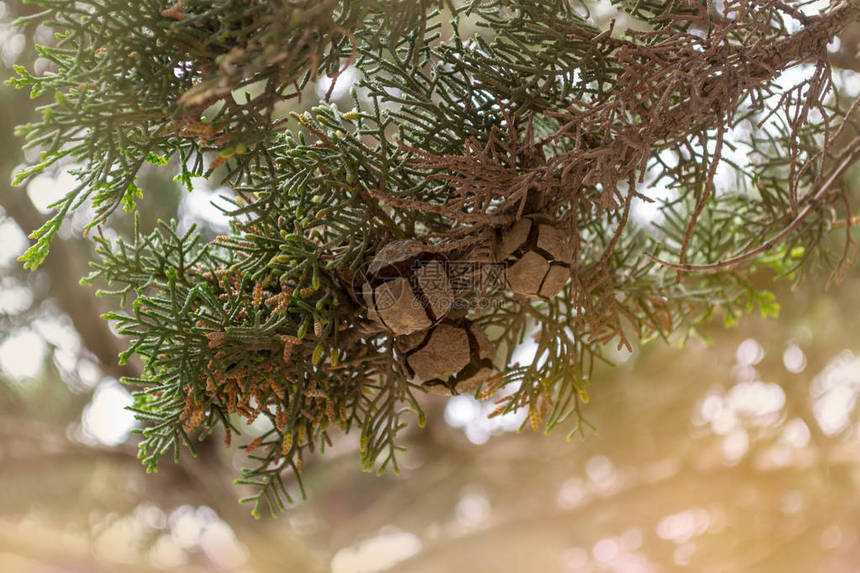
[9,0,859,513]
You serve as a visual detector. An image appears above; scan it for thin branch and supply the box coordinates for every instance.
[646,138,860,273]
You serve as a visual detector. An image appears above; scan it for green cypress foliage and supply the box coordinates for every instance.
[8,0,859,515]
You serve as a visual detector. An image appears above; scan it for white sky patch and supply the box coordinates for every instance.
[0,329,46,379]
[511,332,539,367]
[177,185,232,233]
[444,389,528,445]
[834,68,860,98]
[772,64,819,93]
[316,65,358,101]
[442,330,543,443]
[444,394,482,428]
[26,169,80,214]
[796,0,832,19]
[81,379,135,446]
[632,172,674,227]
[589,0,618,21]
[636,54,844,227]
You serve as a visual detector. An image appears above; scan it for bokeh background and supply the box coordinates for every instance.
[1,1,859,572]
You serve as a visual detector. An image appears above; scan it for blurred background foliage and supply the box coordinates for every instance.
[1,1,860,572]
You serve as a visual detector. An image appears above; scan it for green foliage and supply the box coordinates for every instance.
[10,0,859,513]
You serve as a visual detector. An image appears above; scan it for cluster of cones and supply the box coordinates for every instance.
[359,216,572,395]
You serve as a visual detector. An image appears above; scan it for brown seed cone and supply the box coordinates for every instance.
[362,240,453,335]
[398,318,496,396]
[496,216,572,300]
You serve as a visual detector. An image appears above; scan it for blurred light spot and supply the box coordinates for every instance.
[731,364,757,382]
[169,505,205,549]
[811,351,860,436]
[288,511,322,536]
[673,542,696,566]
[726,381,785,420]
[711,407,738,435]
[783,344,807,373]
[0,329,45,379]
[621,528,643,551]
[557,478,587,509]
[593,537,620,563]
[562,547,591,572]
[721,428,749,463]
[77,358,102,387]
[657,509,711,545]
[0,284,32,314]
[2,32,25,66]
[134,504,167,530]
[94,514,146,563]
[736,338,764,366]
[699,394,723,422]
[149,534,187,569]
[444,389,528,444]
[820,525,843,550]
[836,67,860,98]
[199,520,248,569]
[781,490,804,514]
[642,458,681,483]
[700,380,787,437]
[814,385,856,436]
[781,418,810,448]
[82,380,135,446]
[608,343,633,364]
[585,455,617,490]
[455,489,491,528]
[34,316,82,355]
[316,66,358,100]
[331,526,422,573]
[444,395,480,428]
[0,219,28,266]
[465,424,491,445]
[760,443,792,468]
